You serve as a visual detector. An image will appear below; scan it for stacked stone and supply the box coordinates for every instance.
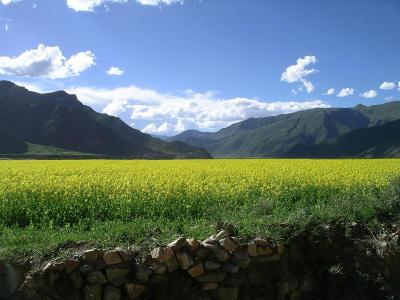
[21,231,282,300]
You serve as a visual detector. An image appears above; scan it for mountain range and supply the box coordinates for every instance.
[1,80,399,159]
[0,81,211,158]
[169,101,400,158]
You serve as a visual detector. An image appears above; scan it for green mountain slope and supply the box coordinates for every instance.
[287,119,400,158]
[0,81,211,158]
[169,102,400,157]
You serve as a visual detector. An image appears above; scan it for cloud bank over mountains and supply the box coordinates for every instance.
[66,84,329,135]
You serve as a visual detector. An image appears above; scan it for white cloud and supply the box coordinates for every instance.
[67,85,167,105]
[66,0,180,11]
[4,24,9,31]
[13,81,45,93]
[32,3,37,9]
[0,0,20,4]
[142,122,173,135]
[324,88,335,95]
[360,89,377,99]
[136,0,181,5]
[66,84,330,135]
[398,81,400,90]
[106,66,124,76]
[337,88,354,98]
[66,0,126,12]
[0,44,95,79]
[103,99,128,116]
[281,55,318,93]
[379,81,396,90]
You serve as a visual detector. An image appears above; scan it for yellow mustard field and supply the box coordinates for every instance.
[0,159,399,230]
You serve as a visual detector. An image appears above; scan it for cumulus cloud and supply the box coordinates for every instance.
[323,88,335,95]
[66,84,330,135]
[379,81,396,90]
[360,90,377,99]
[281,55,318,93]
[13,81,45,93]
[136,0,181,5]
[103,99,128,116]
[0,44,95,79]
[66,0,180,11]
[142,122,174,135]
[0,0,20,4]
[106,66,124,76]
[337,88,354,98]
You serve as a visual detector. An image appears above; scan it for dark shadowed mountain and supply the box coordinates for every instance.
[0,128,27,154]
[169,102,400,158]
[0,81,211,158]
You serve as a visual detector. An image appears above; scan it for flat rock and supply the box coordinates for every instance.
[202,282,218,291]
[203,237,218,245]
[188,263,205,278]
[80,264,94,275]
[213,248,229,262]
[87,271,108,285]
[24,275,46,290]
[215,230,229,240]
[220,238,238,252]
[83,249,102,262]
[70,271,84,290]
[165,255,179,272]
[204,260,221,272]
[222,263,239,274]
[106,267,130,285]
[202,243,218,250]
[253,238,269,246]
[187,239,201,251]
[135,265,153,281]
[246,242,257,257]
[125,283,146,299]
[195,272,227,283]
[231,251,251,268]
[64,259,80,274]
[84,284,102,300]
[103,250,123,265]
[150,262,167,275]
[151,247,174,263]
[103,284,121,300]
[257,245,274,256]
[176,252,192,270]
[43,261,64,273]
[196,247,210,258]
[116,248,134,262]
[167,237,188,252]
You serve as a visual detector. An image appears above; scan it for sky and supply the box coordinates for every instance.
[0,0,399,135]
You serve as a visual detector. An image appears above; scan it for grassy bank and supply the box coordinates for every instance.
[0,159,399,261]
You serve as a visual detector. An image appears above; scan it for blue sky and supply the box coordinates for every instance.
[0,0,399,135]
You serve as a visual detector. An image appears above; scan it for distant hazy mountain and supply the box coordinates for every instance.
[0,81,211,158]
[169,102,400,158]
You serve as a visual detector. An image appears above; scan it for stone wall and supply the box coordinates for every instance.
[18,229,290,300]
[3,221,400,300]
